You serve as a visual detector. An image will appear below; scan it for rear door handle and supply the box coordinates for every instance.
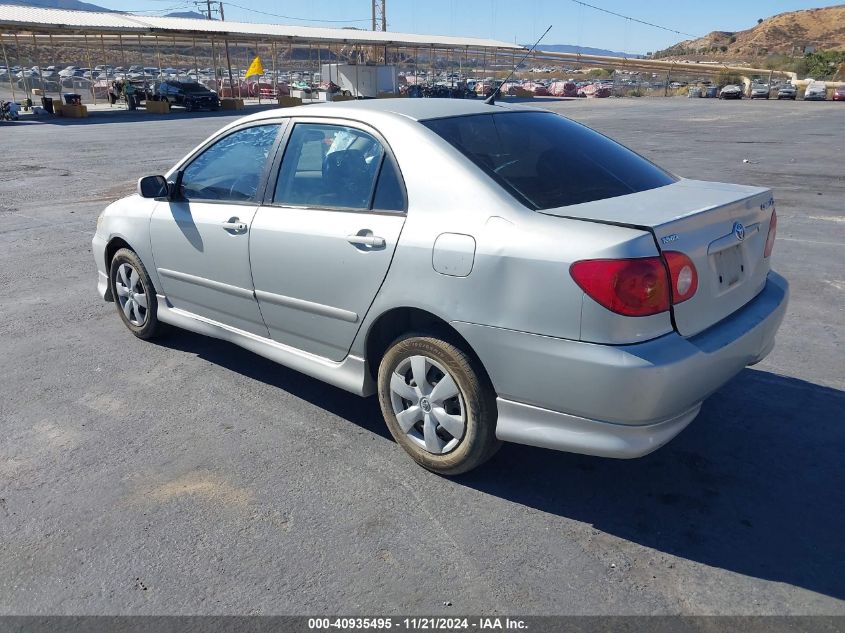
[347,234,386,248]
[222,218,248,233]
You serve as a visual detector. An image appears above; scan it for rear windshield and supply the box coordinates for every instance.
[423,111,675,210]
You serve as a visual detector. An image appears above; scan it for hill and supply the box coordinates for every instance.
[656,4,845,58]
[164,10,209,19]
[534,44,641,58]
[2,0,115,11]
[1,0,209,17]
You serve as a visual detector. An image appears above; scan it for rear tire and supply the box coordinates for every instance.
[109,248,164,340]
[377,334,500,475]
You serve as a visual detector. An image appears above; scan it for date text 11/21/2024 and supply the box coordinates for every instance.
[307,617,528,630]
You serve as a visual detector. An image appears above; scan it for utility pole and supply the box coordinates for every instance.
[199,0,219,84]
[371,0,386,64]
[372,0,386,31]
[219,2,236,98]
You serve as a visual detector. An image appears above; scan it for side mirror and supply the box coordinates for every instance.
[138,175,169,199]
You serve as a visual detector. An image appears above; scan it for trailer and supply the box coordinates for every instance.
[321,64,398,98]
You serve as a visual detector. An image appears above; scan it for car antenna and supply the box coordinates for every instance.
[485,25,552,106]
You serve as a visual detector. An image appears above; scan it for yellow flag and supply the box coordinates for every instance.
[245,56,264,78]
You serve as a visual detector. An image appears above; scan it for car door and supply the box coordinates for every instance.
[149,122,283,336]
[249,119,407,361]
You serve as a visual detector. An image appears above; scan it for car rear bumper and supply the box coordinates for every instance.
[494,398,702,458]
[453,271,789,458]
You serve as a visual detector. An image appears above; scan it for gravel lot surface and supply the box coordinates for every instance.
[0,98,843,615]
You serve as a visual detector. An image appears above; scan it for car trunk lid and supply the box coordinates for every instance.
[541,179,775,336]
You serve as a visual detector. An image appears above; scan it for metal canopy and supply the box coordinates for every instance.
[0,4,523,50]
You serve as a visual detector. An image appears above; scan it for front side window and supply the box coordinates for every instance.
[423,112,676,210]
[273,123,404,211]
[180,124,280,202]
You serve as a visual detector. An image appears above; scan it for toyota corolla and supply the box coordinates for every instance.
[92,100,787,475]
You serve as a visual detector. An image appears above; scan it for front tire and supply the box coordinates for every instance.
[377,335,500,475]
[109,248,164,340]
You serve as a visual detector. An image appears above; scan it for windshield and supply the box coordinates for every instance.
[423,111,676,210]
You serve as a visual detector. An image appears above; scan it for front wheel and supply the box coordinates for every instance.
[109,248,164,340]
[377,335,500,475]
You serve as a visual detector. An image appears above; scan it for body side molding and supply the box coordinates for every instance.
[156,295,375,396]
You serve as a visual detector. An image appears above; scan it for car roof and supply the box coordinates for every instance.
[239,98,539,125]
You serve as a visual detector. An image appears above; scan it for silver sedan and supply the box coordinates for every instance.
[92,99,787,474]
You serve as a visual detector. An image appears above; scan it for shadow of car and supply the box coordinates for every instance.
[457,368,845,601]
[154,325,845,601]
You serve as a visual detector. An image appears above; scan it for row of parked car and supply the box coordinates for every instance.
[720,81,844,101]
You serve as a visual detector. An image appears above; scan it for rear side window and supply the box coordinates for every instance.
[274,123,383,209]
[423,112,675,210]
[371,157,406,212]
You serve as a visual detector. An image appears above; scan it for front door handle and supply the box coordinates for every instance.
[222,217,248,233]
[347,234,386,248]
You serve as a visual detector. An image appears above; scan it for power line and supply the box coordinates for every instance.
[222,2,371,24]
[569,0,698,39]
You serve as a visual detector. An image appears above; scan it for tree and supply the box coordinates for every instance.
[716,70,743,87]
[757,18,763,24]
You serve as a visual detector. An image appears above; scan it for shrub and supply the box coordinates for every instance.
[716,70,743,87]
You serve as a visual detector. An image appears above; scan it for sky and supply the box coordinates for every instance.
[95,0,844,54]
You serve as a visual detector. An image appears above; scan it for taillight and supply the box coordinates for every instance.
[663,251,698,304]
[571,252,699,317]
[764,209,777,258]
[570,257,670,317]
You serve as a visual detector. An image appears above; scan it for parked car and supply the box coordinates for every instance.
[155,80,220,110]
[804,81,828,101]
[549,80,578,97]
[578,83,611,98]
[719,84,743,99]
[777,84,797,100]
[92,100,787,475]
[833,85,845,102]
[750,84,770,99]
